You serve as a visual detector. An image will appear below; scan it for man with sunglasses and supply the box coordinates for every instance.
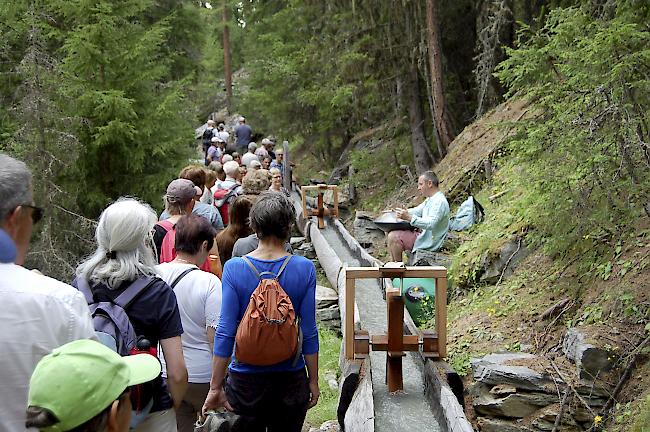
[0,154,95,432]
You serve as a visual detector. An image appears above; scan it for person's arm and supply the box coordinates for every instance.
[159,336,188,409]
[210,206,224,231]
[298,263,320,408]
[304,353,320,409]
[202,355,232,414]
[407,200,426,218]
[207,326,216,354]
[410,199,446,231]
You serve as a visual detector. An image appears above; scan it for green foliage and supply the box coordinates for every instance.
[495,5,650,257]
[305,325,341,426]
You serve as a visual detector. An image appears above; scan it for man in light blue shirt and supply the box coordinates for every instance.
[387,170,449,262]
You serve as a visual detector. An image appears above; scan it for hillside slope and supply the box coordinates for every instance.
[297,98,649,431]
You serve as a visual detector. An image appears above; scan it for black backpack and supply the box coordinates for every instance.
[203,128,215,146]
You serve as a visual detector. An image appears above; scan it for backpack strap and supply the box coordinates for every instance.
[241,255,292,281]
[156,219,175,232]
[170,267,198,289]
[113,276,155,309]
[76,277,94,304]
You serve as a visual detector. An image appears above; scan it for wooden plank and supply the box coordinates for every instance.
[345,276,356,359]
[346,267,447,279]
[333,186,339,217]
[301,186,307,220]
[371,334,420,351]
[436,277,448,358]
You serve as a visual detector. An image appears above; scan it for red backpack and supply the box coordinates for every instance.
[213,183,239,225]
[235,255,302,366]
[155,220,212,272]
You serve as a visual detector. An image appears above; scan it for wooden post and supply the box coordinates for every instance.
[435,276,447,358]
[345,274,355,360]
[386,289,405,392]
[283,140,291,191]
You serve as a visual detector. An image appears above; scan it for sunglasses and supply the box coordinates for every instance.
[22,205,44,224]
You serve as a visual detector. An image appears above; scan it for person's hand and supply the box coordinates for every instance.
[307,380,320,409]
[395,207,411,222]
[202,387,232,416]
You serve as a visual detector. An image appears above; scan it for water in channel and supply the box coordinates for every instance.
[319,226,441,432]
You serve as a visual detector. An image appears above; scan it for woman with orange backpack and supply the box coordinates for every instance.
[203,192,320,432]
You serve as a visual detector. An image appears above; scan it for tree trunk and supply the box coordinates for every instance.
[426,0,455,155]
[407,61,435,174]
[222,0,232,111]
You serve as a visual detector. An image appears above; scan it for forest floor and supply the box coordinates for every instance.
[294,100,650,431]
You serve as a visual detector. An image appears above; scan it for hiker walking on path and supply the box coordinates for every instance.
[203,192,320,432]
[160,167,224,231]
[73,198,188,431]
[234,116,252,154]
[0,154,96,432]
[386,170,450,262]
[156,215,222,432]
[202,120,216,165]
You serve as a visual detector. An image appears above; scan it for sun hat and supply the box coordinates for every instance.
[27,339,161,432]
[166,179,197,204]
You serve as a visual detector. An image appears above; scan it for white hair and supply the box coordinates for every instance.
[0,154,33,222]
[223,160,240,177]
[221,154,233,163]
[76,197,158,289]
[248,142,257,151]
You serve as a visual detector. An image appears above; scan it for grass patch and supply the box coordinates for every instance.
[305,325,342,427]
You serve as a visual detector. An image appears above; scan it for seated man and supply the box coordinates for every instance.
[386,170,450,262]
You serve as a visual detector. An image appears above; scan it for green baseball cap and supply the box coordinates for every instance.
[27,339,161,432]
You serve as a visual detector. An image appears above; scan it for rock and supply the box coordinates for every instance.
[324,371,339,391]
[477,417,533,432]
[319,420,340,431]
[323,189,350,208]
[352,211,385,248]
[480,239,530,284]
[316,285,339,309]
[295,242,317,259]
[408,249,453,267]
[471,353,553,392]
[490,384,517,396]
[562,327,615,379]
[317,304,341,321]
[533,405,583,431]
[473,386,558,418]
[290,236,306,248]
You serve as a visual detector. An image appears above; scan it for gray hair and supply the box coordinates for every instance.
[76,198,158,289]
[250,192,295,241]
[248,142,257,151]
[421,170,439,187]
[0,154,33,223]
[223,160,240,177]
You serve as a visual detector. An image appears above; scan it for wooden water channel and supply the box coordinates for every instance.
[293,187,473,432]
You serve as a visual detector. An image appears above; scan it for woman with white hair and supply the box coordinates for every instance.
[73,198,188,432]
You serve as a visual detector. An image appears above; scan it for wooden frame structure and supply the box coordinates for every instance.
[300,184,339,229]
[345,265,448,392]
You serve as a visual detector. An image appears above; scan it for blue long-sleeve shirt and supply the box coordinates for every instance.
[214,255,319,373]
[408,191,450,252]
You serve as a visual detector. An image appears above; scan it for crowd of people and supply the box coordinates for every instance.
[0,115,452,432]
[0,138,318,432]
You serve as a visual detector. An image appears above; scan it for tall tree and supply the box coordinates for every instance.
[222,0,232,111]
[426,0,456,154]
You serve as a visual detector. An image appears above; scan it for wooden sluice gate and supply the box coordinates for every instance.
[345,265,447,393]
[301,184,339,229]
[292,188,473,432]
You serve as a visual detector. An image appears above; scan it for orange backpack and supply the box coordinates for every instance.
[235,255,302,366]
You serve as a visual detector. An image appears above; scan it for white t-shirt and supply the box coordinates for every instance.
[0,264,95,432]
[156,263,222,383]
[241,151,259,168]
